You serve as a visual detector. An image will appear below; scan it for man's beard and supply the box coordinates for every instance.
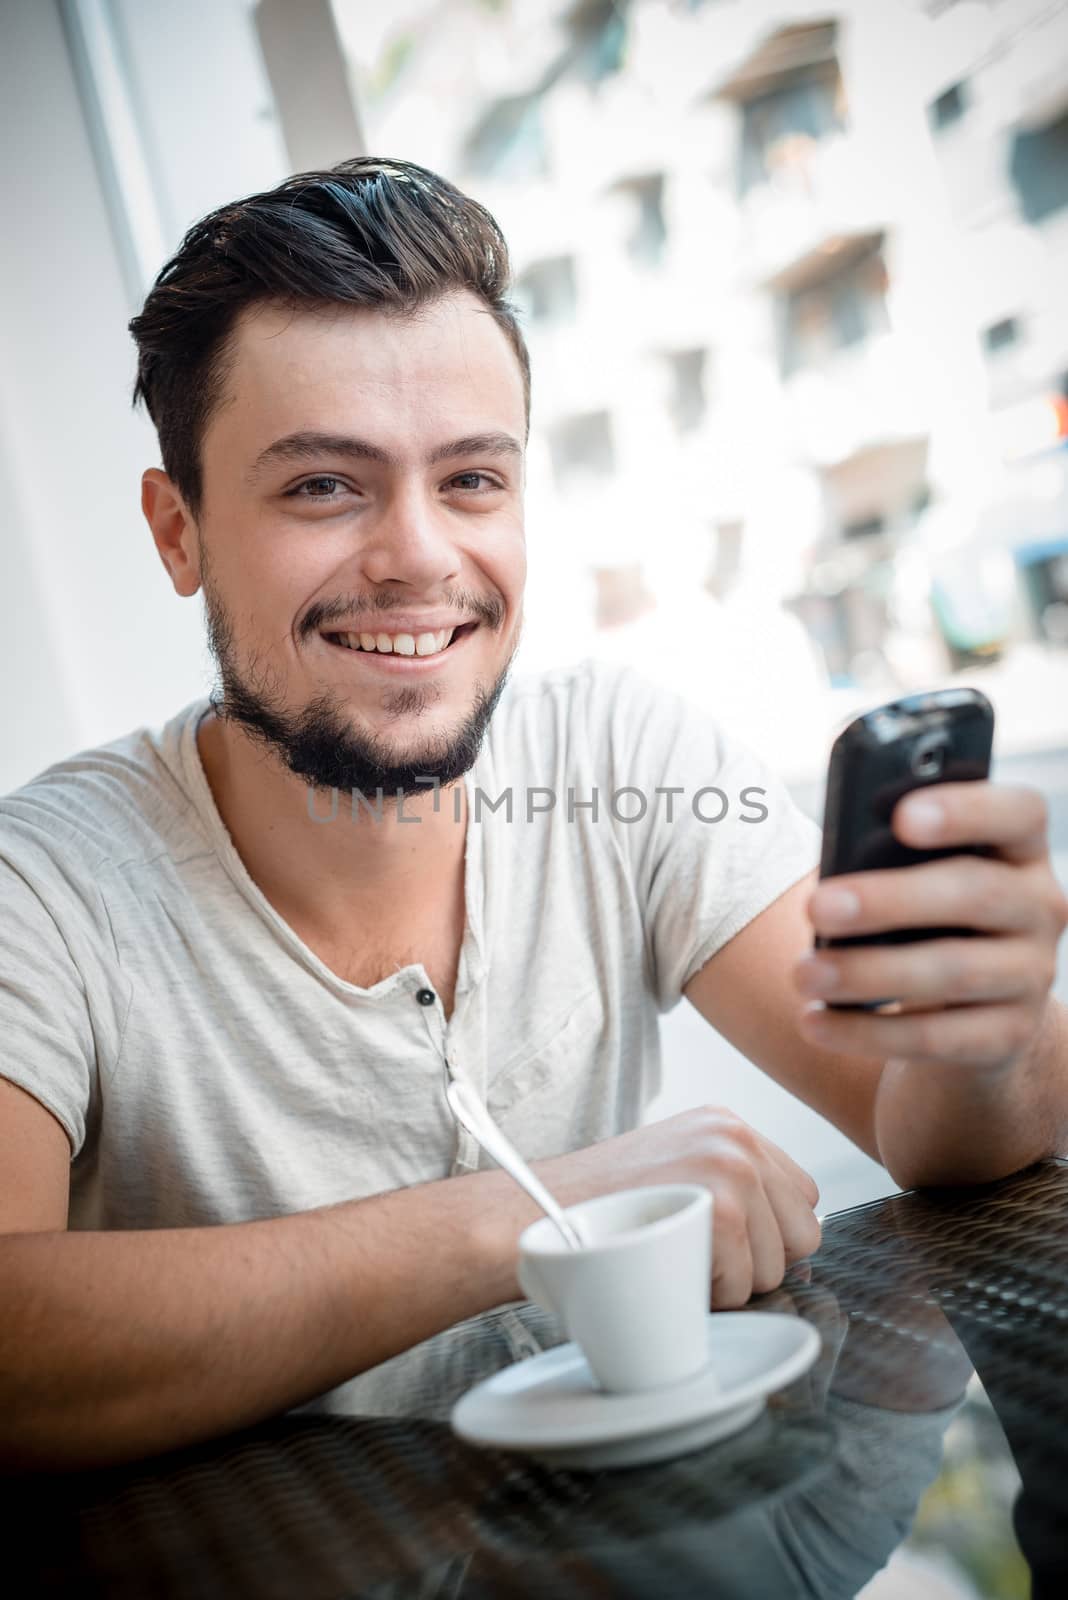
[200,563,515,801]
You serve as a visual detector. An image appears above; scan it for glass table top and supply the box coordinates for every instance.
[6,1159,1068,1598]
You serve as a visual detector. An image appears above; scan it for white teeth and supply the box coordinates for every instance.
[331,626,461,655]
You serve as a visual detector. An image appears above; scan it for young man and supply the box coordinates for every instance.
[1,159,1065,1471]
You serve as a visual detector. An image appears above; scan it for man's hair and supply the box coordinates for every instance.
[128,157,530,522]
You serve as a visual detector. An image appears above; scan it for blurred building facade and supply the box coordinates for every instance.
[3,0,1065,788]
[338,0,1068,721]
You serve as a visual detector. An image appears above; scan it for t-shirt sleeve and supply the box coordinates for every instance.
[0,854,98,1157]
[598,665,822,1012]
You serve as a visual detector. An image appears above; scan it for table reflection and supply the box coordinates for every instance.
[6,1161,1068,1598]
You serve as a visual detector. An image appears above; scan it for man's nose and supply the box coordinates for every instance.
[357,487,462,590]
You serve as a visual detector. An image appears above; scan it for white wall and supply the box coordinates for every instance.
[0,376,81,787]
[109,0,289,242]
[0,0,287,792]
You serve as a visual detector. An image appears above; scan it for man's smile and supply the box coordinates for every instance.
[319,620,481,670]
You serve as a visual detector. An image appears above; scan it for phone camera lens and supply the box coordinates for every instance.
[911,737,946,778]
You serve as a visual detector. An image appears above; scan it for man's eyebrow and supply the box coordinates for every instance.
[426,432,522,467]
[245,430,522,484]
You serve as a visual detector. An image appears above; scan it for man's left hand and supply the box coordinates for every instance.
[794,782,1068,1072]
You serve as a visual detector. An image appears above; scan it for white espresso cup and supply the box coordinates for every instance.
[516,1183,713,1393]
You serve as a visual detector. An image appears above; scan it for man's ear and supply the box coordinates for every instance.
[142,469,201,597]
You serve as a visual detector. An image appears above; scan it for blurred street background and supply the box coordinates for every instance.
[2,0,1067,1205]
[335,0,1068,790]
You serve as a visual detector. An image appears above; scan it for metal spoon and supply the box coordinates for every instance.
[445,1075,586,1250]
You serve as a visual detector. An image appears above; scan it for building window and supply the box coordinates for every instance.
[1010,111,1068,225]
[843,514,885,540]
[573,1,628,84]
[515,256,578,325]
[706,520,743,597]
[618,174,667,269]
[462,96,548,182]
[661,348,709,434]
[929,81,968,132]
[983,317,1021,355]
[548,410,615,492]
[737,63,846,197]
[779,247,891,377]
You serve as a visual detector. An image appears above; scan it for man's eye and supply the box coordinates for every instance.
[290,476,346,500]
[449,471,500,492]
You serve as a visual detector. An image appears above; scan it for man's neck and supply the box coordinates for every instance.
[195,707,468,942]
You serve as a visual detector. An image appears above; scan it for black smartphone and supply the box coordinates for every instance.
[816,688,995,1005]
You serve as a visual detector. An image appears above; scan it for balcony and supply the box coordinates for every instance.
[705,17,890,288]
[982,4,1068,134]
[736,132,891,292]
[782,332,934,473]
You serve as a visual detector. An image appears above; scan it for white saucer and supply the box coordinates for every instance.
[451,1312,821,1470]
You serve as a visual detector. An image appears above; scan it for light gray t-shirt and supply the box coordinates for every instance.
[0,659,821,1412]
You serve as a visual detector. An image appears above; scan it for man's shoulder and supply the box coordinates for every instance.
[0,698,212,885]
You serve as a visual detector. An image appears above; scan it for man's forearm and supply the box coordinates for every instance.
[875,998,1068,1189]
[0,1167,533,1473]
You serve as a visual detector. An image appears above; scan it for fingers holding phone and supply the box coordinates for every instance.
[796,688,1068,1073]
[811,688,993,1010]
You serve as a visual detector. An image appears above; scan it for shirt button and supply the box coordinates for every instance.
[415,987,436,1007]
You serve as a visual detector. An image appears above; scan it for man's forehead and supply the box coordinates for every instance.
[214,292,526,442]
[226,291,512,370]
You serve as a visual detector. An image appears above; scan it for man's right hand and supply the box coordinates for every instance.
[0,1087,819,1471]
[530,1107,822,1308]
